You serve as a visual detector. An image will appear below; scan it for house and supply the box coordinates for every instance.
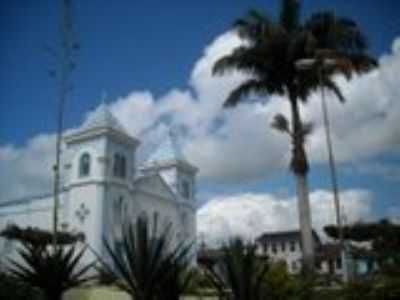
[0,103,198,266]
[255,230,344,276]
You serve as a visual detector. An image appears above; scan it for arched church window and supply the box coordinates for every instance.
[113,153,127,178]
[79,153,91,177]
[153,211,159,228]
[120,155,127,178]
[113,196,124,235]
[137,211,148,227]
[181,180,191,199]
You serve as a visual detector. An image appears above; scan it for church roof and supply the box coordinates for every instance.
[256,229,321,245]
[145,130,187,164]
[80,103,127,134]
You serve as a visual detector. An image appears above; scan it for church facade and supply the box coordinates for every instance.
[0,104,198,266]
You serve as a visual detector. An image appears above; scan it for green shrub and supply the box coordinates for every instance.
[373,276,400,300]
[263,261,315,300]
[342,279,375,300]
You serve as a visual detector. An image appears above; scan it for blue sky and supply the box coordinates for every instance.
[1,0,399,144]
[1,0,400,241]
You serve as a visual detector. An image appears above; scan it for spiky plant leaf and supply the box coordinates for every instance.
[100,217,193,300]
[202,239,270,300]
[7,243,93,300]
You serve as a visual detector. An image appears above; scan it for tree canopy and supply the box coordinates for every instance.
[0,224,84,247]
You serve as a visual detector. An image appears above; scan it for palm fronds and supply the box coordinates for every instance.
[8,243,93,300]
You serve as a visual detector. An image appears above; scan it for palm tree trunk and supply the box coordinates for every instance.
[288,91,315,274]
[295,173,315,274]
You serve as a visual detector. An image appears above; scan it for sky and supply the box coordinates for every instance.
[1,0,400,245]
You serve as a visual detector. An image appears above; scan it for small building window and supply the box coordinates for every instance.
[271,243,277,254]
[316,260,322,270]
[79,153,91,177]
[113,153,127,178]
[263,242,268,254]
[336,256,342,269]
[281,242,286,252]
[290,241,296,252]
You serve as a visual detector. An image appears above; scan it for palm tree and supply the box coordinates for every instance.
[213,0,376,273]
[202,239,270,300]
[100,217,193,300]
[8,243,93,300]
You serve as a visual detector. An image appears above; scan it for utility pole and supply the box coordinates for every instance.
[319,66,348,282]
[51,0,78,249]
[296,58,348,282]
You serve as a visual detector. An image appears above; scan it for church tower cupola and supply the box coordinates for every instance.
[63,102,140,186]
[140,129,198,203]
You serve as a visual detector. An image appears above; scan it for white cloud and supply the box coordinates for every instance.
[1,31,400,201]
[197,189,373,247]
[0,135,56,200]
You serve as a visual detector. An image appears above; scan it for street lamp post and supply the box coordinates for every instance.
[296,58,349,282]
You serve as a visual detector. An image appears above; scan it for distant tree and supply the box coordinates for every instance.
[263,261,315,300]
[213,0,376,273]
[324,219,400,273]
[0,224,84,248]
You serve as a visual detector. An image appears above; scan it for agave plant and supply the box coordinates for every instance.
[101,217,193,300]
[203,239,270,300]
[157,256,194,300]
[0,271,42,300]
[8,243,93,300]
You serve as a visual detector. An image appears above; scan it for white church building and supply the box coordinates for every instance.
[0,104,198,265]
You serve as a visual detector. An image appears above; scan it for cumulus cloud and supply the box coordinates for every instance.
[197,189,373,247]
[1,31,400,201]
[0,135,56,200]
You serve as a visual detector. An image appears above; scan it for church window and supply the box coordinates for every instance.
[181,180,191,199]
[79,153,91,177]
[138,211,148,224]
[113,196,124,234]
[120,155,127,178]
[113,153,127,178]
[153,211,159,227]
